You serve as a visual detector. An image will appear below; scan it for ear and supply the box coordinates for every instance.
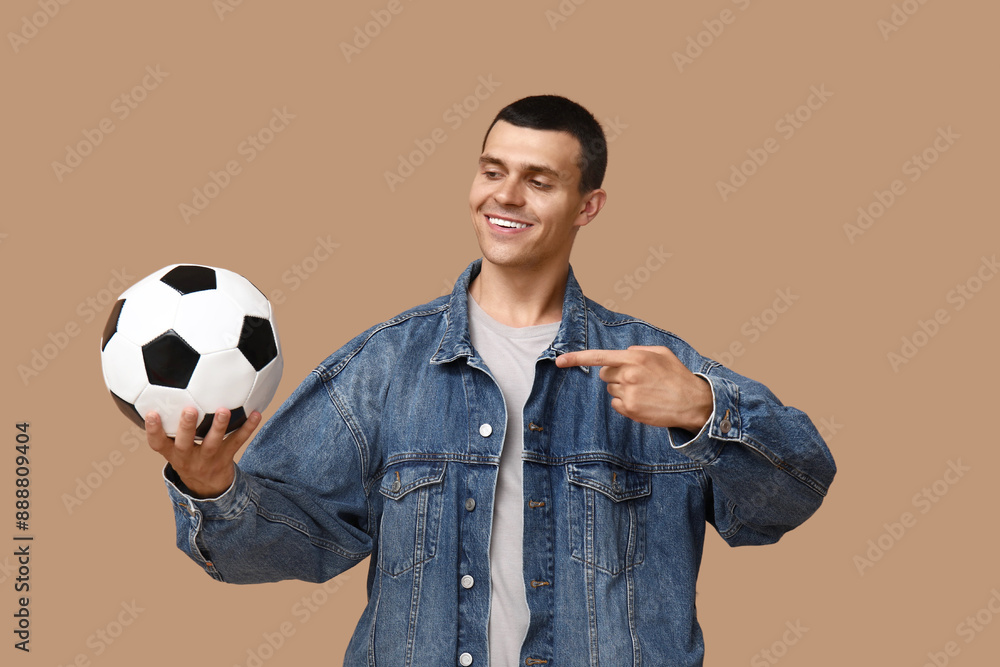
[575,189,607,227]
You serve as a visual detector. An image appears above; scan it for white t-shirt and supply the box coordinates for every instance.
[468,293,560,667]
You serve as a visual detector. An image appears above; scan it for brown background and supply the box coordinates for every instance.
[2,1,998,665]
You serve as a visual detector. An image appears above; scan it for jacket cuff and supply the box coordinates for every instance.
[162,462,251,520]
[667,373,742,464]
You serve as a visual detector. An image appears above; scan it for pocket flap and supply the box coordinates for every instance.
[567,461,651,502]
[379,460,446,500]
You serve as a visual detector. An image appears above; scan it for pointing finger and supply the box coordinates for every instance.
[628,344,681,362]
[555,349,632,369]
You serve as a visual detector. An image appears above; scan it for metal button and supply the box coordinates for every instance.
[461,574,475,589]
[720,418,732,434]
[391,479,401,493]
[479,423,492,437]
[465,498,476,511]
[459,652,473,666]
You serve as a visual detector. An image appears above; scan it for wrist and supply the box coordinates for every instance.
[168,463,235,500]
[684,375,713,432]
[188,473,235,500]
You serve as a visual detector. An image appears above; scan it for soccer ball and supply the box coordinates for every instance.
[100,264,283,439]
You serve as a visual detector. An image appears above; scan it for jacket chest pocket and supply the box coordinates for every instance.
[567,461,650,576]
[377,461,446,576]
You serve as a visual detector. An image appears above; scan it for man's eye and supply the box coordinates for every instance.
[531,180,552,189]
[484,171,501,179]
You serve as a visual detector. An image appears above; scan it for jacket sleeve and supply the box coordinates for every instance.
[163,369,374,584]
[667,360,837,547]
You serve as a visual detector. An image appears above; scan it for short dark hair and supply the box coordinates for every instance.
[482,95,607,194]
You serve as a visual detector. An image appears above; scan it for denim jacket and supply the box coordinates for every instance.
[164,259,836,666]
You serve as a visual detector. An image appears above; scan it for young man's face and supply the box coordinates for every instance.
[469,120,605,274]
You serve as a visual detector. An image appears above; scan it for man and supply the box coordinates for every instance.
[147,95,836,666]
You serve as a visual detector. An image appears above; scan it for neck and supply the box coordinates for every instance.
[468,259,567,328]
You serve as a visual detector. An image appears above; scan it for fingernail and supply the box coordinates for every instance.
[217,409,230,421]
[145,412,158,425]
[250,411,261,424]
[183,408,197,421]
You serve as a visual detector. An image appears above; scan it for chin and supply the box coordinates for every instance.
[482,248,548,272]
[478,246,522,267]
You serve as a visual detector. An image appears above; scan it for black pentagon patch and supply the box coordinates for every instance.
[142,330,200,388]
[110,391,145,430]
[195,406,247,439]
[238,316,277,371]
[101,299,126,352]
[160,265,217,295]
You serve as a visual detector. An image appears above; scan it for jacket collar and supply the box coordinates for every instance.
[430,258,589,366]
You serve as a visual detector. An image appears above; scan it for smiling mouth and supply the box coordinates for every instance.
[486,215,531,230]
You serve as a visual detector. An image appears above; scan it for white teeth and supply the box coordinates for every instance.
[488,216,528,229]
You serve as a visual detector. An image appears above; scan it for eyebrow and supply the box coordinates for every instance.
[479,154,564,181]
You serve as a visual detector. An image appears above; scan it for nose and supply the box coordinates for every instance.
[494,177,524,208]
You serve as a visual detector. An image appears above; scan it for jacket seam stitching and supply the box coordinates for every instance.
[740,434,830,497]
[316,303,449,381]
[251,502,370,560]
